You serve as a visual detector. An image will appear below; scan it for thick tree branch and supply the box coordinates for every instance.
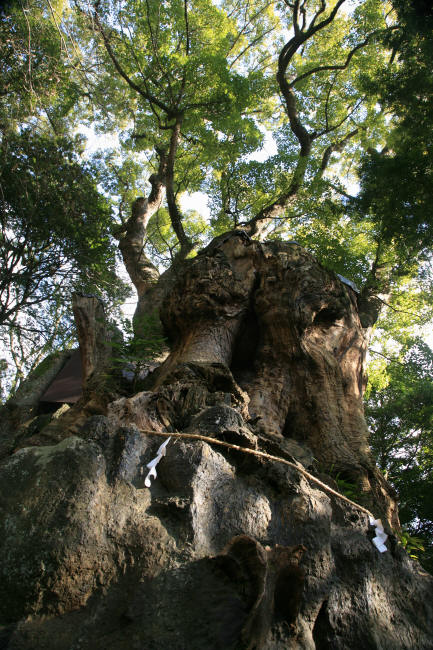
[165,120,195,260]
[277,71,311,156]
[276,4,351,158]
[117,153,167,297]
[290,26,398,89]
[292,0,301,35]
[246,1,381,239]
[308,0,326,30]
[279,0,347,70]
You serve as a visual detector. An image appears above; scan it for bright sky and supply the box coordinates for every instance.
[77,125,120,154]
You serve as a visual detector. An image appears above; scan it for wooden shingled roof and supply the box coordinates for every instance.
[39,349,83,404]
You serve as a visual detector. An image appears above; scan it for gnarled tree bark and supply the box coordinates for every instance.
[1,230,432,649]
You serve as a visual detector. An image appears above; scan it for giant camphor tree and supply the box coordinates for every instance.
[0,0,433,647]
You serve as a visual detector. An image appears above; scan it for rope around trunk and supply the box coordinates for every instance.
[138,428,374,518]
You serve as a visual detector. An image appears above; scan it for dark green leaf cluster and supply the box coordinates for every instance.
[358,0,433,264]
[367,338,433,572]
[0,0,83,135]
[0,131,126,322]
[0,129,129,401]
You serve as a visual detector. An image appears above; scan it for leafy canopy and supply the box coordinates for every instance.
[367,338,433,572]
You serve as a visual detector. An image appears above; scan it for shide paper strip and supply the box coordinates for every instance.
[369,516,388,553]
[144,437,172,487]
[143,434,390,553]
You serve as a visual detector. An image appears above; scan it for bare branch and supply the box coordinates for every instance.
[299,0,307,31]
[293,0,301,35]
[324,181,359,201]
[374,296,422,320]
[306,0,348,39]
[230,24,276,69]
[247,1,354,238]
[144,0,176,105]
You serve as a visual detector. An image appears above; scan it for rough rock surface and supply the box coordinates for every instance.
[0,235,432,648]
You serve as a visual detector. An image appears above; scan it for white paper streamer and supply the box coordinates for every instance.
[144,437,171,487]
[369,516,388,553]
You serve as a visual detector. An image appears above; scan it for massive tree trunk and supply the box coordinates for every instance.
[0,233,432,649]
